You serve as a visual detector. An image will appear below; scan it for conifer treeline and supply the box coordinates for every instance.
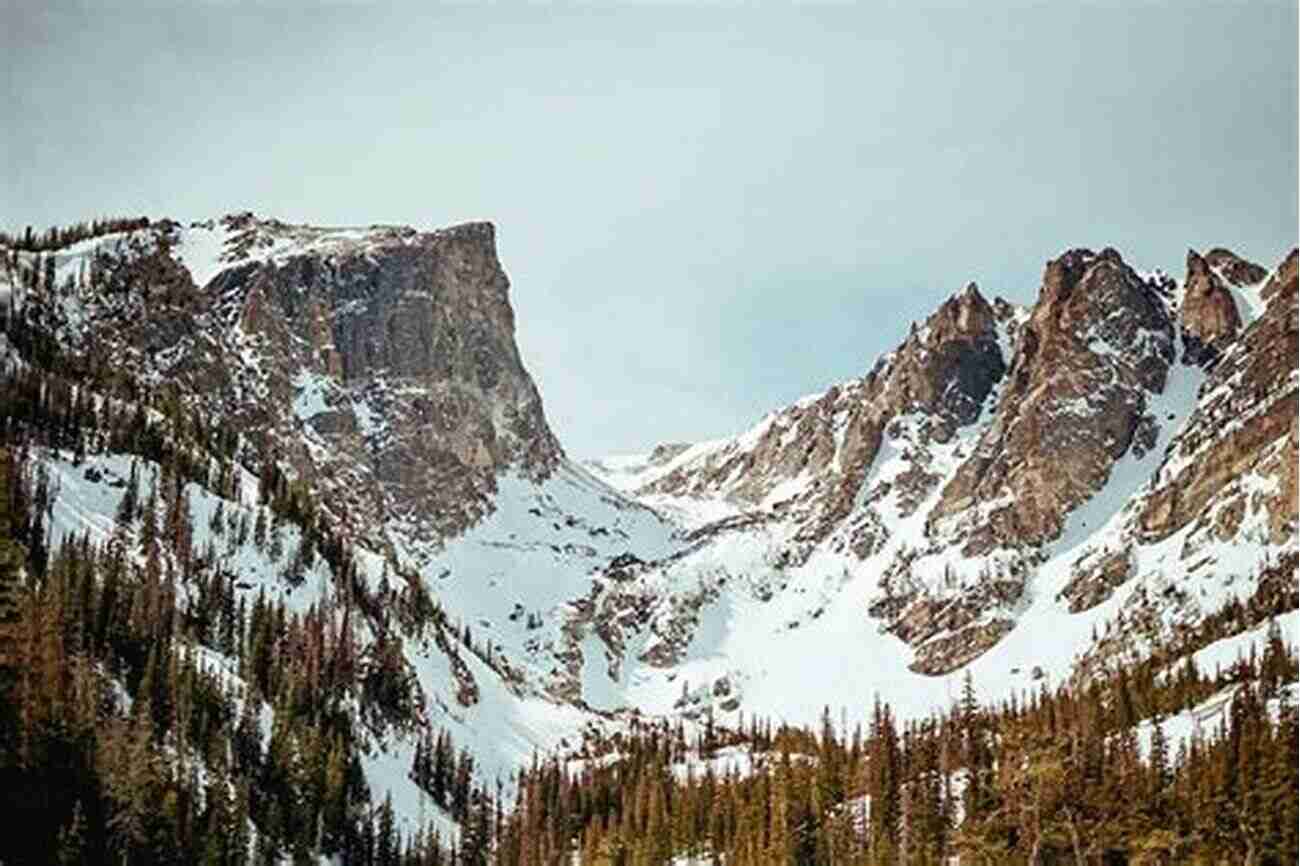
[498,623,1297,866]
[0,216,152,253]
[2,222,1296,866]
[0,439,495,865]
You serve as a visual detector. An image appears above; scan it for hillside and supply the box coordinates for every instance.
[0,215,1295,865]
[579,245,1297,713]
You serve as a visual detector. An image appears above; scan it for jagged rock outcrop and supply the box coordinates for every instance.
[909,619,1014,676]
[1181,249,1244,365]
[930,248,1176,555]
[648,442,691,464]
[1141,248,1298,545]
[1204,247,1269,288]
[16,212,1294,723]
[641,283,1008,548]
[1261,248,1298,306]
[574,236,1300,686]
[1058,546,1135,612]
[860,282,1007,439]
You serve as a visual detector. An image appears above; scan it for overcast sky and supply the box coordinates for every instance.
[4,1,1296,457]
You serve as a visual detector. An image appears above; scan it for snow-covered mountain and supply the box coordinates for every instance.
[578,244,1297,711]
[2,215,1295,839]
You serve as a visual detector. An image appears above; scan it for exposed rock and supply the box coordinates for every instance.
[648,442,692,464]
[874,282,1007,432]
[1141,248,1298,542]
[64,216,563,549]
[1261,248,1299,308]
[931,248,1175,555]
[18,210,1300,781]
[1181,249,1242,366]
[642,282,1007,550]
[876,573,1023,648]
[1204,247,1268,287]
[586,241,1297,686]
[909,619,1014,675]
[1059,546,1134,613]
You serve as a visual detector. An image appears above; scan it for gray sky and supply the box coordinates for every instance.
[4,1,1296,458]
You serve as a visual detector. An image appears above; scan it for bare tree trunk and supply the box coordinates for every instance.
[1063,809,1085,866]
[1238,812,1259,866]
[900,782,911,866]
[1027,790,1043,866]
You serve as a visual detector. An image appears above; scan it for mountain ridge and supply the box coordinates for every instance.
[581,241,1296,680]
[1,214,1295,845]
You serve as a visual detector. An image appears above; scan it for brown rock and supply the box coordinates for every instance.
[1140,249,1298,542]
[56,216,563,550]
[1261,248,1299,308]
[1058,547,1134,613]
[1204,247,1268,287]
[909,619,1015,675]
[1181,249,1242,366]
[643,282,1007,551]
[931,248,1175,554]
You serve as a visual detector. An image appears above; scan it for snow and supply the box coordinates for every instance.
[396,461,676,633]
[639,492,745,531]
[567,285,1295,737]
[1136,681,1299,760]
[580,453,666,493]
[175,217,421,283]
[43,450,339,619]
[1161,611,1300,682]
[994,304,1029,364]
[1213,263,1271,325]
[176,222,235,289]
[359,735,461,843]
[668,744,757,782]
[19,216,1296,849]
[292,369,335,422]
[350,460,684,824]
[352,392,386,440]
[190,643,275,753]
[580,632,623,711]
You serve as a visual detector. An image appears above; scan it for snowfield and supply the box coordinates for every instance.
[14,222,1295,844]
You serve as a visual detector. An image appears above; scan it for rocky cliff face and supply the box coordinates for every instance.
[1181,249,1241,366]
[15,214,563,549]
[6,214,1295,795]
[640,283,1010,552]
[931,248,1176,555]
[588,242,1297,683]
[212,216,560,546]
[1141,248,1297,548]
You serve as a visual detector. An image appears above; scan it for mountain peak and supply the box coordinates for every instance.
[1203,246,1268,286]
[1181,247,1244,365]
[6,212,562,547]
[934,280,995,337]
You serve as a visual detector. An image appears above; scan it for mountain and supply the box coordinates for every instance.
[579,243,1297,700]
[1,215,692,839]
[11,213,562,546]
[0,215,1295,863]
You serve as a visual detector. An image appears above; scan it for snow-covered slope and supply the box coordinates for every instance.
[35,445,680,838]
[579,245,1297,724]
[6,218,1295,841]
